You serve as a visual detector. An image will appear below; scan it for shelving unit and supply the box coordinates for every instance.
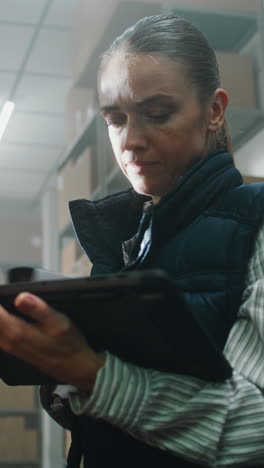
[57,0,264,274]
[58,113,97,172]
[75,2,261,87]
[0,384,41,467]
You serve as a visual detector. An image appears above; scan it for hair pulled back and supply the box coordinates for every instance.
[101,14,232,155]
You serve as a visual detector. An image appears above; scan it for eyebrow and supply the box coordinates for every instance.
[100,94,173,113]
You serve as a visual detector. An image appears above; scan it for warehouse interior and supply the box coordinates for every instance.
[0,0,264,466]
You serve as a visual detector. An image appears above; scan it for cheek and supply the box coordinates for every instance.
[170,119,206,152]
[108,130,127,173]
[109,130,120,157]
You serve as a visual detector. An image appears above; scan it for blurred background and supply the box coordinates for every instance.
[0,0,264,466]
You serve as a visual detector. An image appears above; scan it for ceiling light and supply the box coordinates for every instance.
[0,101,15,141]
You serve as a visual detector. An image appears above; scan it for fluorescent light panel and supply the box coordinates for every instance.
[0,101,15,141]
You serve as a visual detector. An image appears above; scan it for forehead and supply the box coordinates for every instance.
[98,52,190,106]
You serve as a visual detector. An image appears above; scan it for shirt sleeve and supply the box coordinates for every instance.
[67,223,264,467]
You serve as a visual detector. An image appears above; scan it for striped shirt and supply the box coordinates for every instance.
[66,223,264,467]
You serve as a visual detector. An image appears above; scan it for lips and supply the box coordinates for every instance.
[126,160,159,174]
[127,160,159,167]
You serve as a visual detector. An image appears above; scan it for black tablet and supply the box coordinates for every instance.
[0,268,232,385]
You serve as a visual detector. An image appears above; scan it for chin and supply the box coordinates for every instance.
[131,183,161,199]
[129,175,173,198]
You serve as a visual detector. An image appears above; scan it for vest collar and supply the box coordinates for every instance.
[150,150,242,245]
[69,151,242,272]
[69,189,149,272]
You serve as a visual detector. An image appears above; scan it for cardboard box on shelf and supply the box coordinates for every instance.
[58,159,72,231]
[60,238,78,276]
[72,0,119,83]
[0,418,38,459]
[216,52,257,109]
[72,253,92,277]
[58,148,96,231]
[66,87,97,148]
[243,175,264,184]
[0,384,36,410]
[71,0,259,108]
[60,239,92,277]
[65,430,71,458]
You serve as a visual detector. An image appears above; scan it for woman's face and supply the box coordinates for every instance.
[98,52,226,202]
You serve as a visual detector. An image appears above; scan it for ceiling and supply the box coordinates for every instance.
[0,0,76,214]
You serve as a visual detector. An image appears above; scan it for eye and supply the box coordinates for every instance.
[143,106,173,123]
[148,112,171,122]
[103,113,126,128]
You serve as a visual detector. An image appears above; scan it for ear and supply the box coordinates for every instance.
[207,88,229,131]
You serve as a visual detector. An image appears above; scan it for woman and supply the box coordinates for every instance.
[1,14,264,467]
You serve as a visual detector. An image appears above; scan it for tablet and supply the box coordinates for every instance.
[0,268,232,385]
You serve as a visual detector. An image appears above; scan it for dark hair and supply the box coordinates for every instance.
[100,14,232,155]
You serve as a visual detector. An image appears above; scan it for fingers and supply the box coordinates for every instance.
[0,297,104,389]
[0,305,54,377]
[14,292,71,337]
[0,304,36,355]
[15,293,68,328]
[0,299,73,376]
[14,292,53,322]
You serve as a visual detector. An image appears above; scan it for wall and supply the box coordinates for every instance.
[235,127,264,176]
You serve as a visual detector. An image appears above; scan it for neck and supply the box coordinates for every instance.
[151,195,160,204]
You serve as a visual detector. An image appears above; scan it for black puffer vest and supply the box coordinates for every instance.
[67,151,264,467]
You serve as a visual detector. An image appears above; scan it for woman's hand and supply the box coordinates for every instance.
[0,292,105,392]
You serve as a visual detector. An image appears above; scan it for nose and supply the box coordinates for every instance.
[121,117,148,152]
